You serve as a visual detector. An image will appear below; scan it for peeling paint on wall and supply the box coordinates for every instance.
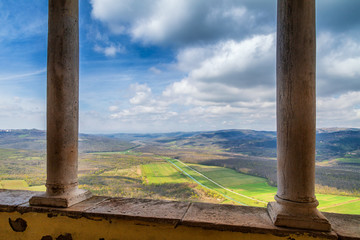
[41,236,53,240]
[0,211,336,240]
[8,218,27,232]
[56,233,72,240]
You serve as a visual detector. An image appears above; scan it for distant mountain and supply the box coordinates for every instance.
[108,128,360,161]
[0,129,135,153]
[1,128,360,161]
[316,129,360,160]
[104,131,204,141]
[0,129,46,151]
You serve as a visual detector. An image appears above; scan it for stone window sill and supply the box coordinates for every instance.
[0,189,359,239]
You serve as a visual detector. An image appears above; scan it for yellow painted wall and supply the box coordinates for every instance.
[0,211,331,240]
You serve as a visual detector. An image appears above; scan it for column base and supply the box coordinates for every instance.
[29,188,92,208]
[267,196,331,232]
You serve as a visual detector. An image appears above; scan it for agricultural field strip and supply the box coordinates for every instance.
[167,158,267,204]
[166,158,246,205]
[173,159,267,204]
[167,159,359,213]
[318,197,360,210]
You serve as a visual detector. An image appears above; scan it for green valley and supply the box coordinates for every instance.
[0,128,359,215]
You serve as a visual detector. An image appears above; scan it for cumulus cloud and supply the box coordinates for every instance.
[164,34,276,104]
[105,81,276,131]
[317,33,360,96]
[129,83,154,105]
[109,83,177,122]
[317,91,360,128]
[2,1,360,133]
[86,0,360,132]
[90,0,275,45]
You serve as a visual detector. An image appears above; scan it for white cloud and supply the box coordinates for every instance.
[108,106,118,112]
[90,0,275,45]
[317,91,360,128]
[317,33,360,96]
[94,43,125,57]
[164,34,276,105]
[128,83,154,105]
[109,83,177,122]
[101,39,280,131]
[149,67,162,74]
[319,34,360,78]
[0,69,46,81]
[0,95,45,129]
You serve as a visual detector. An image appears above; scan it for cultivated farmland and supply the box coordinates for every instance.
[142,157,360,214]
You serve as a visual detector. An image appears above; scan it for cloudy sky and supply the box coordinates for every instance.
[1,0,360,133]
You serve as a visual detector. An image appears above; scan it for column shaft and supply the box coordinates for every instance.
[46,0,79,194]
[267,0,331,231]
[276,0,316,203]
[29,0,91,207]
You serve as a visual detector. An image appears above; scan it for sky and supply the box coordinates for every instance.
[0,0,360,133]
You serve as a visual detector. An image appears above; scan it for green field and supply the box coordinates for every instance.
[1,147,359,215]
[335,158,360,164]
[319,200,360,214]
[167,158,271,207]
[142,158,360,214]
[0,180,45,191]
[141,163,189,184]
[143,158,269,206]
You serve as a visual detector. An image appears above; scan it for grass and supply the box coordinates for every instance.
[316,194,358,208]
[1,180,28,189]
[0,148,358,214]
[141,163,189,184]
[163,158,269,206]
[319,199,360,214]
[91,151,142,155]
[0,180,45,191]
[153,157,360,214]
[317,157,360,167]
[27,185,46,191]
[141,162,224,203]
[335,158,360,164]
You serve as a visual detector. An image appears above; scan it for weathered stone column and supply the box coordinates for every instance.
[29,0,91,207]
[267,0,331,231]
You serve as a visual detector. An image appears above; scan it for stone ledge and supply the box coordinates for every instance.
[1,190,359,239]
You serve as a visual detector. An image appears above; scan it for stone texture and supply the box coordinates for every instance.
[183,202,273,231]
[268,201,331,231]
[0,190,41,211]
[182,202,337,239]
[1,191,359,238]
[29,189,92,208]
[86,198,190,225]
[268,0,331,230]
[29,0,92,207]
[323,212,360,240]
[276,0,317,205]
[46,0,80,193]
[21,195,107,211]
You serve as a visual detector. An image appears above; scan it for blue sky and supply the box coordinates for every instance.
[1,0,360,133]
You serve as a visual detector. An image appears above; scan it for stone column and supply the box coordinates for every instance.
[29,0,91,207]
[267,0,331,231]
